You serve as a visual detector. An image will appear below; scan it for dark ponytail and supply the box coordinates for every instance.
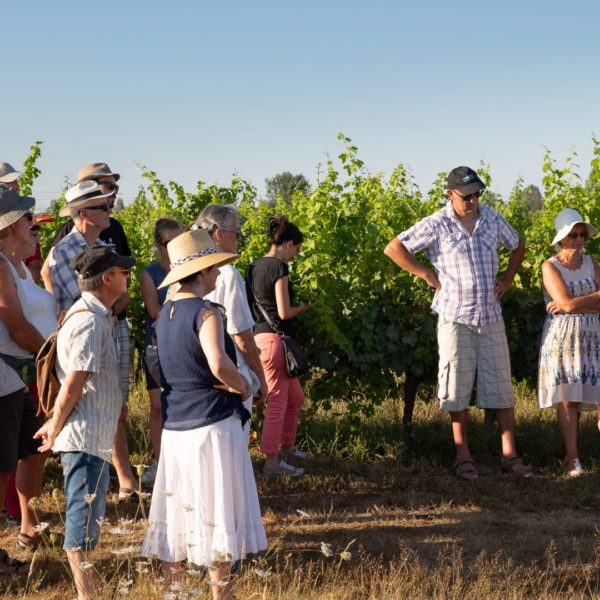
[267,216,303,246]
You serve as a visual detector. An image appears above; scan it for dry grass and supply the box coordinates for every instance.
[3,381,600,599]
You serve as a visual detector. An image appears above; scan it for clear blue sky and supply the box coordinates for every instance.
[4,0,599,209]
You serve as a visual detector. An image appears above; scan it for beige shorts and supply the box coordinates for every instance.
[437,316,514,411]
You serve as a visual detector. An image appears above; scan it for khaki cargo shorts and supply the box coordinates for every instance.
[437,316,514,411]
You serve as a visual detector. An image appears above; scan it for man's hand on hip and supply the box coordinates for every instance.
[494,277,512,299]
[423,271,442,291]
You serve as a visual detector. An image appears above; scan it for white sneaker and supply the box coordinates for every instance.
[283,448,314,460]
[565,458,586,478]
[141,463,158,484]
[263,459,304,477]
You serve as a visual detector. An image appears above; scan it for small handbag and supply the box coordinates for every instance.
[246,266,309,378]
[280,336,309,378]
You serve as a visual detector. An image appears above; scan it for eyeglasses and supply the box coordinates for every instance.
[453,190,483,202]
[109,268,130,277]
[221,227,242,241]
[83,203,110,212]
[567,231,588,240]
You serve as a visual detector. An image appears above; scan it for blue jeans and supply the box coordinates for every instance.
[60,451,110,551]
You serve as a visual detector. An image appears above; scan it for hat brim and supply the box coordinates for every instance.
[77,171,121,183]
[451,180,485,196]
[158,252,239,289]
[551,221,598,246]
[58,191,113,217]
[33,215,55,224]
[0,171,22,183]
[0,196,36,232]
[114,255,136,270]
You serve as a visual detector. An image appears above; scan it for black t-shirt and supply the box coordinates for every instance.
[248,256,296,337]
[52,218,131,319]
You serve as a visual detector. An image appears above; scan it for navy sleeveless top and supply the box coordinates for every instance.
[143,263,168,348]
[156,297,249,431]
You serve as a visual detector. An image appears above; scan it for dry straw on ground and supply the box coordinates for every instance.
[2,381,600,599]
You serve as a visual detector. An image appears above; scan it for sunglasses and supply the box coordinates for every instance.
[454,190,483,202]
[221,227,243,241]
[96,180,119,193]
[567,231,588,240]
[83,203,110,212]
[109,268,131,277]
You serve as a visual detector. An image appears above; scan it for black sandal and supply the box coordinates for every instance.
[453,459,479,481]
[0,548,29,575]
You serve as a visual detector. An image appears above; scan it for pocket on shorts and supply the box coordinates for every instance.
[437,362,450,400]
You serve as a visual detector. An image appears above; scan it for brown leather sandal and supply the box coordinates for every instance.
[501,456,533,478]
[453,459,479,481]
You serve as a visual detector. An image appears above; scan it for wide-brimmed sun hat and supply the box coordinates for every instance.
[76,162,120,183]
[551,208,598,246]
[59,181,113,217]
[158,229,238,289]
[0,185,35,231]
[0,162,22,183]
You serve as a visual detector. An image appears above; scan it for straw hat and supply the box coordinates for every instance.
[76,162,120,183]
[551,208,598,246]
[58,181,113,217]
[158,229,238,289]
[0,186,35,231]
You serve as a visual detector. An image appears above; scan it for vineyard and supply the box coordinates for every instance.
[26,134,600,426]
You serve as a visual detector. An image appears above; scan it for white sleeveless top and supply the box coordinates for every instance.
[543,254,596,304]
[0,253,57,359]
[21,267,57,339]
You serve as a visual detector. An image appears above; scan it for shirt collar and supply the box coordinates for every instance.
[443,201,488,227]
[79,291,112,317]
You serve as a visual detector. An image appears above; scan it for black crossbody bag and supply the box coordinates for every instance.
[246,265,309,378]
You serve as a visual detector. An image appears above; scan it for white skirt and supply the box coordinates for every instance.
[142,414,267,565]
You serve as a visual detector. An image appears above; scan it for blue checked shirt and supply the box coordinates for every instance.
[399,203,520,326]
[49,229,104,314]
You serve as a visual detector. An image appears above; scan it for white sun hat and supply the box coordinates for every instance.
[551,208,598,246]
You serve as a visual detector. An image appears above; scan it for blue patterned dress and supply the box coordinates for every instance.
[538,254,600,409]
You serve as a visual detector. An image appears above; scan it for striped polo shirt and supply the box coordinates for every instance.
[53,292,123,462]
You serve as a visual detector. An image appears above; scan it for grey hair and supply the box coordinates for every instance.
[195,204,239,237]
[78,272,104,292]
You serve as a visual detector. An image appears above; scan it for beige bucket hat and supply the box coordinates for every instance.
[158,229,238,289]
[59,181,113,217]
[76,162,120,183]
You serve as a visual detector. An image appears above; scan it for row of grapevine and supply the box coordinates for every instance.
[22,135,600,427]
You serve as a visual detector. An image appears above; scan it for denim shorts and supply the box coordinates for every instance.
[60,451,110,551]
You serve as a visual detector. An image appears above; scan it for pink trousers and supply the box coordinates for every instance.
[255,333,305,455]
